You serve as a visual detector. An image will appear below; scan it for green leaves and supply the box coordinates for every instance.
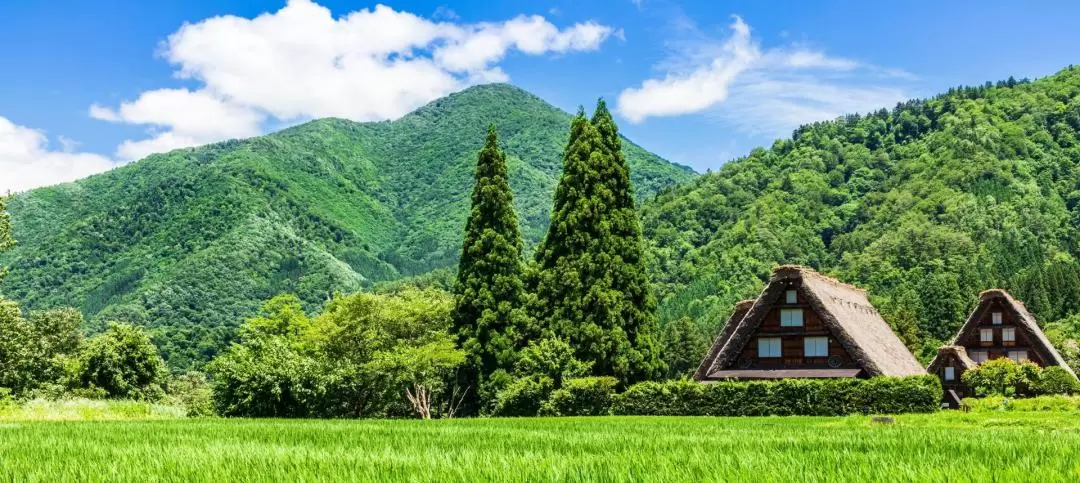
[450,126,530,411]
[533,101,663,385]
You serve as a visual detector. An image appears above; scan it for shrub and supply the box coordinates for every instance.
[492,376,554,417]
[964,394,1080,412]
[75,322,168,401]
[539,377,618,416]
[167,371,215,417]
[962,358,1040,397]
[612,376,940,416]
[1032,366,1079,396]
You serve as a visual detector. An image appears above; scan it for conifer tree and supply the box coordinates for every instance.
[451,125,528,408]
[533,102,663,384]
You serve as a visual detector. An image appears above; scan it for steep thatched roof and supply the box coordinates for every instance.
[927,346,977,375]
[947,289,1076,378]
[703,265,925,378]
[693,300,754,381]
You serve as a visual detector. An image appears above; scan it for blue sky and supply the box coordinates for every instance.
[2,0,1080,192]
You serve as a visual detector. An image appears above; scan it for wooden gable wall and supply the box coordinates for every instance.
[955,299,1046,366]
[729,281,860,372]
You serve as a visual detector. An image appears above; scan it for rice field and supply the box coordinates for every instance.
[2,412,1079,481]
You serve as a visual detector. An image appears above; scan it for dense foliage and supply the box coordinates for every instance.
[612,376,942,416]
[643,67,1080,360]
[450,126,530,412]
[961,358,1078,397]
[0,299,84,397]
[0,84,692,368]
[532,102,662,384]
[0,194,12,281]
[74,322,169,400]
[208,289,465,418]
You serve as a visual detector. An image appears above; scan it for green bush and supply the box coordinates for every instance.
[612,376,941,416]
[1032,366,1080,396]
[167,372,215,417]
[492,376,554,417]
[538,377,618,416]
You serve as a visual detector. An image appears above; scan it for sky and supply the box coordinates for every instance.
[2,0,1080,193]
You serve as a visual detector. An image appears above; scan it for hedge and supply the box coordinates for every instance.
[539,377,618,416]
[612,376,941,416]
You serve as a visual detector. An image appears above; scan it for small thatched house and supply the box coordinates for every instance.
[928,289,1077,406]
[695,266,925,381]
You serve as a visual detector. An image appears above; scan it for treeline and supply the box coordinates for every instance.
[642,65,1080,365]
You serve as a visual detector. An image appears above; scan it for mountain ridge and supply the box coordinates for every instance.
[0,83,694,367]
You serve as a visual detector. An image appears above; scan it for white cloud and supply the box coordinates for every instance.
[0,116,117,194]
[616,15,914,137]
[92,0,614,160]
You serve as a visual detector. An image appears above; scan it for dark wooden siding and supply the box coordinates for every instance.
[955,299,1046,366]
[732,283,859,372]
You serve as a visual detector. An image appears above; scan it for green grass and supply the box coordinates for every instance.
[2,413,1079,481]
[0,398,187,422]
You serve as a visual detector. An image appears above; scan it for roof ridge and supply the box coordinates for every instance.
[773,265,867,294]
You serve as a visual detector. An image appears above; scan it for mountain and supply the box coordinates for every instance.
[643,66,1080,359]
[0,83,694,367]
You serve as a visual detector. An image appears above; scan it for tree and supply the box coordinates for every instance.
[0,298,35,395]
[532,102,663,385]
[0,300,84,397]
[0,194,13,281]
[314,288,465,419]
[450,125,529,411]
[660,317,708,379]
[961,358,1041,397]
[75,322,168,400]
[210,288,466,418]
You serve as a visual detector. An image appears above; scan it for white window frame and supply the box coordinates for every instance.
[785,290,798,304]
[971,351,989,364]
[944,367,955,381]
[758,337,782,358]
[804,337,828,357]
[780,308,804,327]
[992,312,1003,325]
[1008,350,1028,363]
[1002,327,1016,342]
[980,328,994,343]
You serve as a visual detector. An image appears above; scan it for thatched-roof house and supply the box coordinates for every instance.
[928,289,1077,406]
[695,266,925,381]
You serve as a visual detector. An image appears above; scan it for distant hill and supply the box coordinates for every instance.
[0,83,694,367]
[642,66,1080,359]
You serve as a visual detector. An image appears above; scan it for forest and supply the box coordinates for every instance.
[3,66,1080,417]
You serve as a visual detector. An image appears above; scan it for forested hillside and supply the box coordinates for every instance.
[644,66,1080,360]
[0,84,693,367]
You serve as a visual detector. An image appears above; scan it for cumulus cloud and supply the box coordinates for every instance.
[0,116,117,194]
[617,15,914,137]
[92,0,615,160]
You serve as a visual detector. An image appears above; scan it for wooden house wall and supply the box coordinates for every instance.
[733,283,859,371]
[955,299,1046,366]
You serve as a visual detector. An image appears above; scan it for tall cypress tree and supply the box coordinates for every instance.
[533,101,662,384]
[451,125,528,409]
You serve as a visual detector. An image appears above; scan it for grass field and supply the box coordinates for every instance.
[2,411,1079,481]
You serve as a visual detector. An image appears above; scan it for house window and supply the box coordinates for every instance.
[944,367,955,381]
[1002,327,1016,342]
[971,351,989,364]
[758,337,782,358]
[1009,350,1028,362]
[804,337,828,357]
[785,290,798,304]
[992,312,1002,325]
[980,328,994,343]
[780,309,803,327]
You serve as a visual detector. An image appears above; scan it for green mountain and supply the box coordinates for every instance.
[643,66,1080,359]
[0,83,694,367]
